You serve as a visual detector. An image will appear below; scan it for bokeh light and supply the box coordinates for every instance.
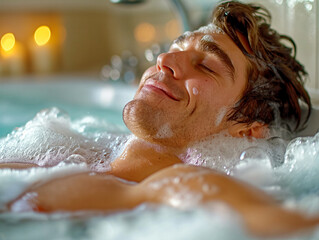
[134,22,156,43]
[1,33,16,52]
[34,26,51,46]
[165,19,181,41]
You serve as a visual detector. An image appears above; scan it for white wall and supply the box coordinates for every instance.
[243,0,318,104]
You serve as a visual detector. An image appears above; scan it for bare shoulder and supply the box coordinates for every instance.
[141,164,243,189]
[140,164,275,206]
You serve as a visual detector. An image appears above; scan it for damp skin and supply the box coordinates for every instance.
[145,166,219,209]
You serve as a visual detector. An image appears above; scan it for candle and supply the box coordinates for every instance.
[30,26,55,75]
[0,33,26,76]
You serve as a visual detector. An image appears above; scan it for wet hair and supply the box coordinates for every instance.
[212,0,311,131]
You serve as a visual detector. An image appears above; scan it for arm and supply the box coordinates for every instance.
[9,165,319,237]
[10,172,143,212]
[0,162,39,169]
[140,165,319,237]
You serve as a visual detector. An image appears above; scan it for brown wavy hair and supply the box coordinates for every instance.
[212,0,311,131]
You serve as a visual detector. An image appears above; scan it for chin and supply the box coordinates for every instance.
[123,99,187,148]
[123,99,160,137]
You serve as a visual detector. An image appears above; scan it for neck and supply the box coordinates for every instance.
[110,137,183,182]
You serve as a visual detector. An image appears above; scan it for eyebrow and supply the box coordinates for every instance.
[199,39,235,81]
[174,35,235,81]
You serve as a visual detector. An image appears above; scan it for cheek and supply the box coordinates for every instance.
[140,66,157,83]
[185,79,238,113]
[134,66,157,98]
[186,83,200,97]
[185,78,211,98]
[186,78,223,108]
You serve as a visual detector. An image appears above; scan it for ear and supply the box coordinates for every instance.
[228,122,268,139]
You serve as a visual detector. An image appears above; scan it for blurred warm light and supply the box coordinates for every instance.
[1,33,16,52]
[34,26,51,46]
[60,25,67,44]
[134,22,156,43]
[165,19,181,40]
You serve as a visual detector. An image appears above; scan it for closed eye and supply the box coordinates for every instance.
[199,64,215,74]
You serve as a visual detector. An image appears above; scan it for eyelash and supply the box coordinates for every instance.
[199,64,215,74]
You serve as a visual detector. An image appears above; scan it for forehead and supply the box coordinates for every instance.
[174,29,243,57]
[174,23,222,42]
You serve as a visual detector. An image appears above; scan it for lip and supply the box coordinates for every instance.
[143,81,180,101]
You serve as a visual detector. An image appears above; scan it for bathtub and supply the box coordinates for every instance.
[0,76,137,138]
[1,76,319,240]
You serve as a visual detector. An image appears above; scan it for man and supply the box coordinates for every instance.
[1,0,317,237]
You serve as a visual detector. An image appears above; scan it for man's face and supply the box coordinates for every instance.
[123,29,249,148]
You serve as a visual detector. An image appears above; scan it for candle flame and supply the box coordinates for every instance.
[1,33,16,52]
[34,26,51,46]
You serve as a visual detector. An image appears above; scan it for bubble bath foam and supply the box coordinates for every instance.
[1,107,319,240]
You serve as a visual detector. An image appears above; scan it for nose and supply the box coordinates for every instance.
[156,52,184,79]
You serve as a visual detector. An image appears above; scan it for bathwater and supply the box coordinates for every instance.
[0,78,134,137]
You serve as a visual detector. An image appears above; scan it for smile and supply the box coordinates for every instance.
[143,82,180,101]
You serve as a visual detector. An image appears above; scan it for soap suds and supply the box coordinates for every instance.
[215,107,227,127]
[155,123,173,139]
[192,87,199,95]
